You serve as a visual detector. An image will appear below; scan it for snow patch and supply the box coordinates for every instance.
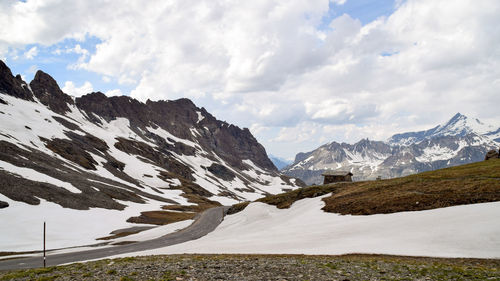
[0,194,168,252]
[196,111,204,123]
[0,160,81,193]
[122,196,500,258]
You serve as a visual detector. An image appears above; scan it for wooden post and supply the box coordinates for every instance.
[43,221,46,268]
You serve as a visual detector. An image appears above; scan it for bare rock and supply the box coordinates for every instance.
[0,200,8,208]
[0,60,34,101]
[207,163,236,181]
[30,70,74,114]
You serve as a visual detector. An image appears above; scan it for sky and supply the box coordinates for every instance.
[1,0,499,161]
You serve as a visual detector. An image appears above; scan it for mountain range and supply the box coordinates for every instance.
[283,113,500,185]
[0,59,303,221]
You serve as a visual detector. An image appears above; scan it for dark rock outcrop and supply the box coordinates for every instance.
[30,70,74,114]
[76,92,276,172]
[41,137,98,170]
[0,200,8,208]
[485,149,500,160]
[0,60,33,101]
[207,163,236,181]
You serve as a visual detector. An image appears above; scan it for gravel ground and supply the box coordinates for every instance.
[0,254,498,281]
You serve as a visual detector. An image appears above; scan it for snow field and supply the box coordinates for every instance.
[118,196,500,259]
[0,94,72,154]
[0,193,173,252]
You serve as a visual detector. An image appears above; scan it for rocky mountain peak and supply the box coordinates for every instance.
[284,113,499,184]
[0,60,34,101]
[436,112,493,136]
[30,69,74,114]
[388,113,496,146]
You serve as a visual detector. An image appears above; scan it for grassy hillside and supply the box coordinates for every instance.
[238,159,500,215]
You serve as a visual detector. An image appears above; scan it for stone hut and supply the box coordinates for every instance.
[484,149,500,160]
[321,171,353,184]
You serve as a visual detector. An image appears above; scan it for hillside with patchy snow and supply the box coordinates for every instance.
[0,60,303,251]
[284,113,500,184]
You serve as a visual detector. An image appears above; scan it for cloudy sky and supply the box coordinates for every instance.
[1,0,499,160]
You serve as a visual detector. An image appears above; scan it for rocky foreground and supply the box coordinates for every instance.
[1,254,498,280]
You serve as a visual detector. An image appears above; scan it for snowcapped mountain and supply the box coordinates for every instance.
[283,113,499,185]
[388,113,497,146]
[0,60,304,250]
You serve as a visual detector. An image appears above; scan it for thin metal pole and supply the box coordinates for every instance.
[43,221,46,268]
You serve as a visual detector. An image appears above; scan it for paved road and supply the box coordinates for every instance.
[0,206,227,271]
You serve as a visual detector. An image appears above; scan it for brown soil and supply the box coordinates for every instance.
[126,211,196,225]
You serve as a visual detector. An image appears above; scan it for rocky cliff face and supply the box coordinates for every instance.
[0,61,33,102]
[283,113,500,185]
[0,60,304,213]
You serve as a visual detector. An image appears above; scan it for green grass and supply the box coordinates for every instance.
[0,267,56,281]
[106,269,117,275]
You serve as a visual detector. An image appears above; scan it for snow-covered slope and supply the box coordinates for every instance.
[113,195,500,258]
[0,60,303,251]
[388,113,497,146]
[284,113,499,184]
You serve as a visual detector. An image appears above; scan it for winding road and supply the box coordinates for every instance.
[0,206,227,271]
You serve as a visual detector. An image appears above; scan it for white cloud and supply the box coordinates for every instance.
[23,46,38,59]
[27,65,38,74]
[62,81,93,97]
[1,0,500,159]
[104,89,122,97]
[271,125,318,143]
[332,0,347,5]
[66,44,89,69]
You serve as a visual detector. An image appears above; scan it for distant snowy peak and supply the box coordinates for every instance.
[388,113,499,146]
[284,113,499,185]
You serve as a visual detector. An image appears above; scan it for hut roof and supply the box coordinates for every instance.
[321,171,353,176]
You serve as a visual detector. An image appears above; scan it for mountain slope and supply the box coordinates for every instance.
[0,60,303,251]
[283,113,499,184]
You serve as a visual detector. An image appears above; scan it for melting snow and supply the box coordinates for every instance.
[122,196,500,258]
[0,160,81,193]
[0,194,168,252]
[196,111,204,123]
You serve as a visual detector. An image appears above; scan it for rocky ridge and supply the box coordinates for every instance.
[0,60,303,214]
